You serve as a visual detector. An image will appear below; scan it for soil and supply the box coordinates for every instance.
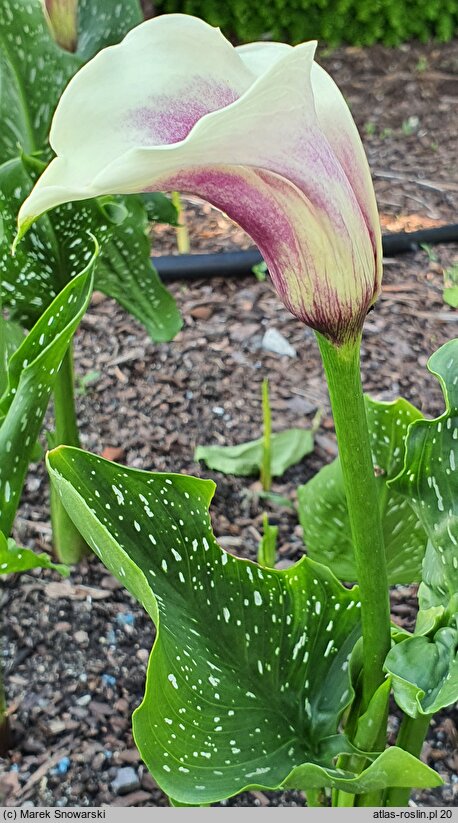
[1,39,457,808]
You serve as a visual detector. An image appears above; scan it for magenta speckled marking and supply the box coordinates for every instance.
[127,78,239,146]
[146,167,376,344]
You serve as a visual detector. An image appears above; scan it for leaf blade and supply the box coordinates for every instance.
[0,251,96,534]
[298,397,427,584]
[195,427,314,478]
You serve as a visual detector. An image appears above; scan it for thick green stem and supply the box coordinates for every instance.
[317,333,391,708]
[51,345,88,564]
[261,378,272,492]
[171,192,190,254]
[384,714,432,807]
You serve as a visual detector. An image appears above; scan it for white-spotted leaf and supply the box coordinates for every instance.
[389,339,458,603]
[0,0,80,162]
[76,0,142,60]
[46,447,441,803]
[0,254,95,534]
[384,340,458,718]
[0,0,143,162]
[195,427,314,478]
[298,397,427,584]
[1,157,180,339]
[0,0,180,340]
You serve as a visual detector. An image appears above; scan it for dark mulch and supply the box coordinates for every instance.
[1,39,457,808]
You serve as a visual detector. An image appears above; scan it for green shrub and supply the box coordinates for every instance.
[153,0,457,45]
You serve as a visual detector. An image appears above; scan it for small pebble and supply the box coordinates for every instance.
[56,757,71,775]
[262,328,297,358]
[116,612,135,626]
[111,767,140,796]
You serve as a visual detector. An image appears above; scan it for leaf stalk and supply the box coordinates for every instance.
[384,713,432,806]
[51,344,89,563]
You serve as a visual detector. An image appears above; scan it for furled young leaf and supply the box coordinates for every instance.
[76,0,142,60]
[0,255,95,535]
[389,339,458,604]
[47,447,441,804]
[0,532,68,576]
[1,157,181,340]
[195,428,314,478]
[298,397,427,584]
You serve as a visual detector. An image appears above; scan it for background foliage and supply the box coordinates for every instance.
[152,0,457,46]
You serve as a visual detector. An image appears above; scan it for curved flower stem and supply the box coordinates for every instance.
[316,333,391,709]
[51,344,89,563]
[384,713,432,807]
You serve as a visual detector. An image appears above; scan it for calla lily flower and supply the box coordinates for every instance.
[18,14,382,345]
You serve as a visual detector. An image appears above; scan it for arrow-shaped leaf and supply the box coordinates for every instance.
[0,253,95,535]
[298,397,427,584]
[47,447,441,804]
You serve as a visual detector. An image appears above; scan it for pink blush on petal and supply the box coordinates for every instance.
[127,77,240,146]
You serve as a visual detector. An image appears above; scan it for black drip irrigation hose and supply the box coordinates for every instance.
[153,223,458,283]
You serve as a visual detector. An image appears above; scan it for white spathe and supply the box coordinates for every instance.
[18,13,382,344]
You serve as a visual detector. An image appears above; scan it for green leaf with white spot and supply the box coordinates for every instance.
[141,193,179,227]
[90,193,181,342]
[46,447,441,804]
[0,531,68,576]
[389,339,458,605]
[0,0,80,163]
[298,397,427,584]
[0,0,143,162]
[0,317,24,395]
[76,0,143,61]
[1,157,181,339]
[0,253,95,535]
[384,340,458,718]
[195,427,314,478]
[0,0,180,340]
